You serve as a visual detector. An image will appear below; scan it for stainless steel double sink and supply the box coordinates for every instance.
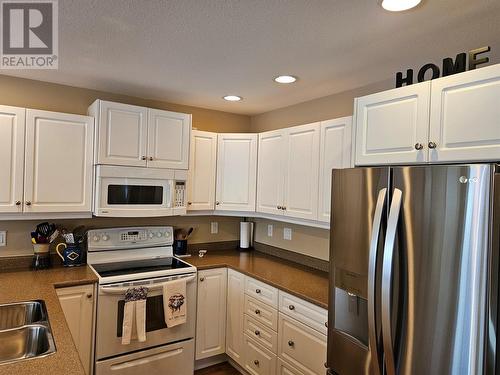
[0,300,56,365]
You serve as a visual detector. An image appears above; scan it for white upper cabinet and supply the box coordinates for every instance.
[92,100,148,167]
[90,100,191,169]
[257,129,286,215]
[283,123,320,220]
[355,81,431,165]
[187,130,217,210]
[147,109,191,169]
[24,110,94,213]
[216,133,258,211]
[0,105,25,213]
[429,64,500,162]
[318,117,352,223]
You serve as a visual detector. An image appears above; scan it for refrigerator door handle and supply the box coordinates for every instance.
[368,188,387,375]
[381,188,403,375]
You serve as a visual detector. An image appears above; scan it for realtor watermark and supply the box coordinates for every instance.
[1,0,58,69]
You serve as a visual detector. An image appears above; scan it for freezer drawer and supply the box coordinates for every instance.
[95,339,194,375]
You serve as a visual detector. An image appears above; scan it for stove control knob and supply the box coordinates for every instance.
[93,235,100,242]
[102,234,109,241]
[164,231,171,239]
[156,232,162,238]
[149,232,155,239]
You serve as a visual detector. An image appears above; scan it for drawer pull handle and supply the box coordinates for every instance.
[254,330,260,336]
[288,340,295,347]
[288,305,295,311]
[255,289,261,294]
[200,277,205,282]
[254,360,260,366]
[255,309,261,315]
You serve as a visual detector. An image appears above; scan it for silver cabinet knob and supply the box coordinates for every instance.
[187,202,192,205]
[325,321,328,328]
[254,330,260,336]
[200,277,205,282]
[288,305,295,310]
[288,340,294,347]
[15,201,21,206]
[414,143,424,150]
[254,309,260,315]
[255,289,261,294]
[216,201,220,205]
[277,205,282,210]
[149,156,153,161]
[428,141,437,149]
[282,206,287,211]
[141,156,147,160]
[25,201,31,206]
[253,360,259,366]
[86,293,93,299]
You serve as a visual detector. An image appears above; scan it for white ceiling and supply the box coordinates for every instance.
[3,0,500,115]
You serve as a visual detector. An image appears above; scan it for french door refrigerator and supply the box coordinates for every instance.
[327,164,500,375]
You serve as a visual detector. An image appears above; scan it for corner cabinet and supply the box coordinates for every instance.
[196,268,228,360]
[354,81,431,165]
[89,100,191,169]
[187,130,217,210]
[429,64,500,162]
[0,106,94,216]
[56,284,96,375]
[215,133,258,211]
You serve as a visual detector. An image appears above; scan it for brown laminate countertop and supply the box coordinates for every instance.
[0,265,98,375]
[187,249,329,309]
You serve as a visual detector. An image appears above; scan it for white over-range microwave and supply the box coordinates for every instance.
[94,165,187,217]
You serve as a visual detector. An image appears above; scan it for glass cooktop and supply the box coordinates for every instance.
[92,257,191,278]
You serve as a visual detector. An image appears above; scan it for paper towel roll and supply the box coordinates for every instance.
[240,222,252,249]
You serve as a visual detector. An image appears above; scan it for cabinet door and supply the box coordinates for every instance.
[243,335,277,375]
[226,269,245,366]
[318,117,352,222]
[283,123,320,220]
[24,110,94,213]
[256,129,286,215]
[56,284,95,375]
[147,109,191,169]
[216,134,258,211]
[0,105,25,213]
[187,130,217,210]
[355,81,430,165]
[429,64,500,162]
[96,101,148,167]
[196,268,227,360]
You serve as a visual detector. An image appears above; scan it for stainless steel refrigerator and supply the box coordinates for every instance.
[327,164,500,375]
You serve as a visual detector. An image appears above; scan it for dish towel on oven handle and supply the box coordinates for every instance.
[121,287,148,345]
[163,278,187,327]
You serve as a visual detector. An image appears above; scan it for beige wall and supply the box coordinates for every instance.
[0,75,251,133]
[0,216,241,257]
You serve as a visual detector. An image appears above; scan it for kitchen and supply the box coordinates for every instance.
[0,1,499,375]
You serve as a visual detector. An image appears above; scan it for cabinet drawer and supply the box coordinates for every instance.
[245,276,278,307]
[244,295,278,331]
[279,291,328,334]
[243,334,277,375]
[278,314,327,375]
[277,358,305,375]
[244,314,278,354]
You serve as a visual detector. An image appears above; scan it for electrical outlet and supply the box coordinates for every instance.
[211,222,218,234]
[0,231,6,247]
[283,227,292,241]
[267,224,273,237]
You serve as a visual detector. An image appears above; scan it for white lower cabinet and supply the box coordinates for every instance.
[56,284,96,375]
[244,314,278,354]
[243,335,277,375]
[196,268,227,360]
[277,358,305,375]
[226,269,246,366]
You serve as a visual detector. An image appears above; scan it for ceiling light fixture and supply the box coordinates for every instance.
[223,95,242,102]
[380,0,421,12]
[274,75,297,84]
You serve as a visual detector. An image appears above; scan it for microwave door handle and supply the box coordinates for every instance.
[381,188,402,375]
[101,275,196,295]
[368,188,387,375]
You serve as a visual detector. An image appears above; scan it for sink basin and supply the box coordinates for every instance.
[0,325,55,364]
[0,301,46,330]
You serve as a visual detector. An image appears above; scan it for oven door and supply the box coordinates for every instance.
[94,165,174,217]
[95,273,197,360]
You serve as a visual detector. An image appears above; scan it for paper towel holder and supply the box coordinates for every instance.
[239,219,254,250]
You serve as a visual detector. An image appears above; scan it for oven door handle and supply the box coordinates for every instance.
[100,275,196,295]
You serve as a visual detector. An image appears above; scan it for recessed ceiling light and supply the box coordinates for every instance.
[274,75,297,84]
[223,95,242,102]
[380,0,421,11]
